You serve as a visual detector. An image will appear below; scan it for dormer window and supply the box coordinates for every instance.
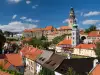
[39,57,42,60]
[46,60,52,64]
[41,58,45,61]
[51,63,56,66]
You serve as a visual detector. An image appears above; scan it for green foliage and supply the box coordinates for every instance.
[39,67,55,75]
[66,67,79,75]
[85,25,96,33]
[7,38,18,41]
[0,66,22,75]
[52,34,67,44]
[27,37,51,49]
[95,42,100,58]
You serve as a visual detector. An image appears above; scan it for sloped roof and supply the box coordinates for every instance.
[43,54,65,70]
[57,39,72,46]
[59,26,72,30]
[36,50,54,65]
[45,26,53,30]
[3,62,11,70]
[56,58,100,75]
[91,64,100,75]
[25,49,43,61]
[5,54,23,66]
[75,44,96,49]
[88,31,100,37]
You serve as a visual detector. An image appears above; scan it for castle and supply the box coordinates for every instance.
[23,7,80,47]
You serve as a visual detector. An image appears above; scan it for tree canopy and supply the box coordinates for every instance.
[95,42,100,58]
[85,25,96,33]
[52,34,67,44]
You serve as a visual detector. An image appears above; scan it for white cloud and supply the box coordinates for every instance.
[7,0,22,3]
[81,12,83,16]
[32,5,39,9]
[25,18,39,22]
[63,19,69,23]
[84,11,100,17]
[12,14,17,19]
[20,16,27,20]
[0,21,37,32]
[26,1,31,4]
[82,20,100,25]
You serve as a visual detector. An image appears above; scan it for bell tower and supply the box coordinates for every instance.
[68,7,76,28]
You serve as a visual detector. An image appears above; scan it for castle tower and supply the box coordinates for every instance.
[72,23,80,47]
[68,7,76,28]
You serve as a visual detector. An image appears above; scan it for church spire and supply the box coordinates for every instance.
[68,7,76,28]
[69,7,75,19]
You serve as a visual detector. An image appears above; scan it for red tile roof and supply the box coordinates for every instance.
[5,54,23,66]
[88,31,100,37]
[91,64,100,75]
[45,26,53,30]
[25,50,43,60]
[57,39,72,46]
[59,26,72,30]
[75,44,96,49]
[0,70,11,75]
[3,62,11,70]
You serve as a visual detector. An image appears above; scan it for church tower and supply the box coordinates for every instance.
[69,8,80,47]
[68,7,76,28]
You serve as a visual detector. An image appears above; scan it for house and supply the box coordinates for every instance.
[36,50,54,74]
[25,48,43,75]
[73,44,97,57]
[20,45,43,75]
[56,39,72,53]
[4,54,24,74]
[43,54,66,75]
[55,58,100,75]
[87,31,100,43]
[90,64,100,75]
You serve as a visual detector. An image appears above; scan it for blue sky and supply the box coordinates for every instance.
[0,0,100,32]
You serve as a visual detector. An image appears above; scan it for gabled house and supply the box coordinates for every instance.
[73,44,96,57]
[36,50,54,74]
[43,54,66,75]
[20,45,43,75]
[4,54,24,74]
[55,58,100,75]
[25,49,42,75]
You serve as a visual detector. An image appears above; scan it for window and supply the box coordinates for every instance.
[41,58,45,61]
[73,37,74,39]
[46,60,52,64]
[51,63,56,66]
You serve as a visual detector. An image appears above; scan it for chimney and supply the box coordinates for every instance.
[93,59,98,68]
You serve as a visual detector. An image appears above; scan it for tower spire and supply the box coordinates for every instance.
[68,7,76,28]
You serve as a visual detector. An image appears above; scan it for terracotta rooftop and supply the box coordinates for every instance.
[3,62,11,70]
[88,31,100,37]
[91,64,100,75]
[75,44,96,49]
[45,26,53,30]
[25,49,43,61]
[57,39,72,46]
[5,54,23,66]
[59,26,72,30]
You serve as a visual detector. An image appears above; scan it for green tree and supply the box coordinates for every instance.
[66,67,79,75]
[39,67,55,75]
[95,42,100,57]
[85,25,96,33]
[52,34,67,44]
